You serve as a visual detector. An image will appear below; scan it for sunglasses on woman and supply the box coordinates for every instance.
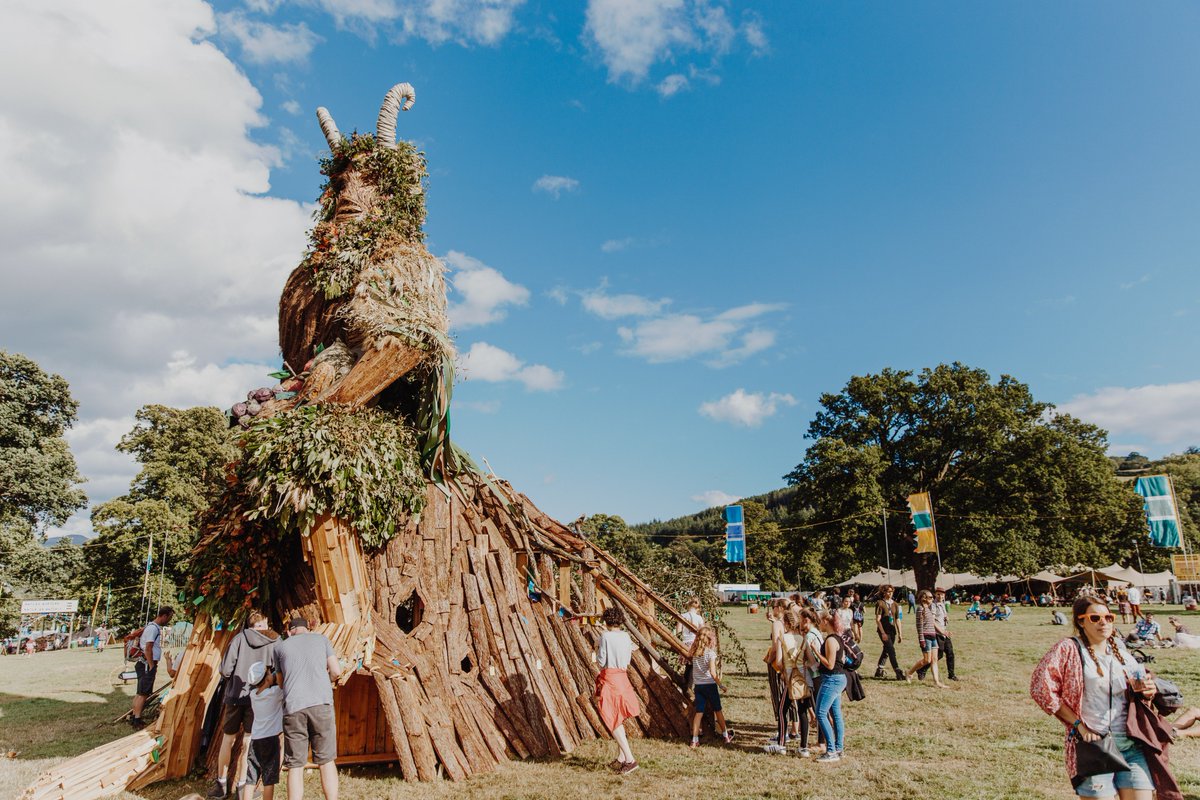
[1077,613,1115,623]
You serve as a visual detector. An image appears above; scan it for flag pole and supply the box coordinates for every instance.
[1168,474,1193,596]
[882,510,891,574]
[929,492,943,575]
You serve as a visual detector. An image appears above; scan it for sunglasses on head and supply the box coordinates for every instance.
[1077,613,1115,624]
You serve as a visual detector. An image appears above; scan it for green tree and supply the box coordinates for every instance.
[0,351,88,635]
[579,513,654,570]
[0,351,87,530]
[86,405,235,628]
[786,363,1147,590]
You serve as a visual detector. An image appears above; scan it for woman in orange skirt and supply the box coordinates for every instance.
[595,605,641,774]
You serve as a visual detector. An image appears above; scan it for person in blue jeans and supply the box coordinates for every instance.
[809,610,848,762]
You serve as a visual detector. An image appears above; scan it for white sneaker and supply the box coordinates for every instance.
[762,743,787,755]
[797,748,812,758]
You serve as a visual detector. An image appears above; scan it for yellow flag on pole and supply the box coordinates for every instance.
[907,492,938,554]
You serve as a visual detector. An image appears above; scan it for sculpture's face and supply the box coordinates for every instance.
[332,168,379,225]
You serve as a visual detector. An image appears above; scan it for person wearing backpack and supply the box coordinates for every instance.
[809,610,849,763]
[764,608,807,755]
[129,606,174,730]
[209,611,280,799]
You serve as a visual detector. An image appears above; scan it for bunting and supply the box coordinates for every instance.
[725,504,745,563]
[1134,475,1182,548]
[907,492,938,554]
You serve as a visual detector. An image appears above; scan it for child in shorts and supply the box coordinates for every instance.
[688,625,734,748]
[243,661,284,800]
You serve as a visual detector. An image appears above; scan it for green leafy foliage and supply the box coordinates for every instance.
[0,351,87,530]
[0,351,87,635]
[785,363,1148,589]
[86,405,235,629]
[579,514,747,674]
[304,134,428,300]
[240,405,426,548]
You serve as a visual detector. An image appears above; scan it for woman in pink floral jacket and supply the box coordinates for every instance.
[1030,596,1159,799]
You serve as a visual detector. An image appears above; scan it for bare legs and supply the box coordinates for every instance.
[612,724,635,764]
[907,647,947,687]
[286,763,338,800]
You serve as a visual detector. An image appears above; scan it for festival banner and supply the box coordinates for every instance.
[1134,475,1182,548]
[1172,554,1200,583]
[724,504,745,563]
[907,492,938,554]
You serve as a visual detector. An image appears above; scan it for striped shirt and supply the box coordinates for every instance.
[916,606,937,637]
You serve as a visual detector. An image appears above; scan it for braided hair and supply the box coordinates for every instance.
[1071,596,1126,677]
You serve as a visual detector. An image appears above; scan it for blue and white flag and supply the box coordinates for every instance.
[725,505,745,563]
[1134,475,1182,548]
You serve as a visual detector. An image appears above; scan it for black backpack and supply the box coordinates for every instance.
[839,631,865,671]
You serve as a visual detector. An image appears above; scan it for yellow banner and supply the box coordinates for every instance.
[1173,554,1200,582]
[907,492,932,515]
[908,492,938,554]
[916,529,938,554]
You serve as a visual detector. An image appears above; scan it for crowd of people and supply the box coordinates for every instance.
[115,582,1193,796]
[126,607,342,800]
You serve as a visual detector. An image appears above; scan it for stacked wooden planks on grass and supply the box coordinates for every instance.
[21,731,165,800]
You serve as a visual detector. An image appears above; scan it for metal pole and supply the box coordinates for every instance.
[104,583,111,628]
[882,511,891,573]
[1135,539,1145,575]
[157,535,167,611]
[142,531,153,625]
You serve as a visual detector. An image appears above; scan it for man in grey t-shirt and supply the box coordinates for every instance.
[275,617,342,800]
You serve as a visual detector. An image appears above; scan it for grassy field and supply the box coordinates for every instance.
[3,606,1200,800]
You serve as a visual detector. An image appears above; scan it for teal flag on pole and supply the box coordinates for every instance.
[725,505,745,563]
[1134,475,1182,548]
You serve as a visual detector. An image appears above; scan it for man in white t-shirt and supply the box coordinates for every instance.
[1127,585,1143,621]
[130,606,174,730]
[676,598,704,649]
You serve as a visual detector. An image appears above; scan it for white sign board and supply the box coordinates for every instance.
[20,599,79,614]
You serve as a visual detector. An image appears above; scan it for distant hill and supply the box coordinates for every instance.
[632,486,799,542]
[42,534,87,548]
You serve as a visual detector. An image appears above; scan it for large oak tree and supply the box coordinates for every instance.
[785,363,1148,590]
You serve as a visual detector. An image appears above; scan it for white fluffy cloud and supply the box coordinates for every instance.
[691,489,741,507]
[218,12,321,64]
[1058,380,1200,449]
[582,288,670,320]
[601,237,635,253]
[444,250,530,328]
[584,0,765,86]
[616,303,784,366]
[309,0,525,45]
[657,73,689,97]
[699,388,796,427]
[0,1,313,535]
[532,174,580,198]
[459,342,564,391]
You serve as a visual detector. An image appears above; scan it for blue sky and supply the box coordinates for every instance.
[2,1,1199,534]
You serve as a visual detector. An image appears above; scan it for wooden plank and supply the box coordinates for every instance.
[372,672,418,781]
[322,338,425,409]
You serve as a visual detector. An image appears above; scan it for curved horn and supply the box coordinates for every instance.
[376,82,416,149]
[316,107,342,150]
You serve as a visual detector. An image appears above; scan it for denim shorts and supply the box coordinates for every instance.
[919,635,938,653]
[1074,734,1154,797]
[694,682,722,713]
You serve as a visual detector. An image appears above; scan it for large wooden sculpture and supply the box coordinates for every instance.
[24,83,697,800]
